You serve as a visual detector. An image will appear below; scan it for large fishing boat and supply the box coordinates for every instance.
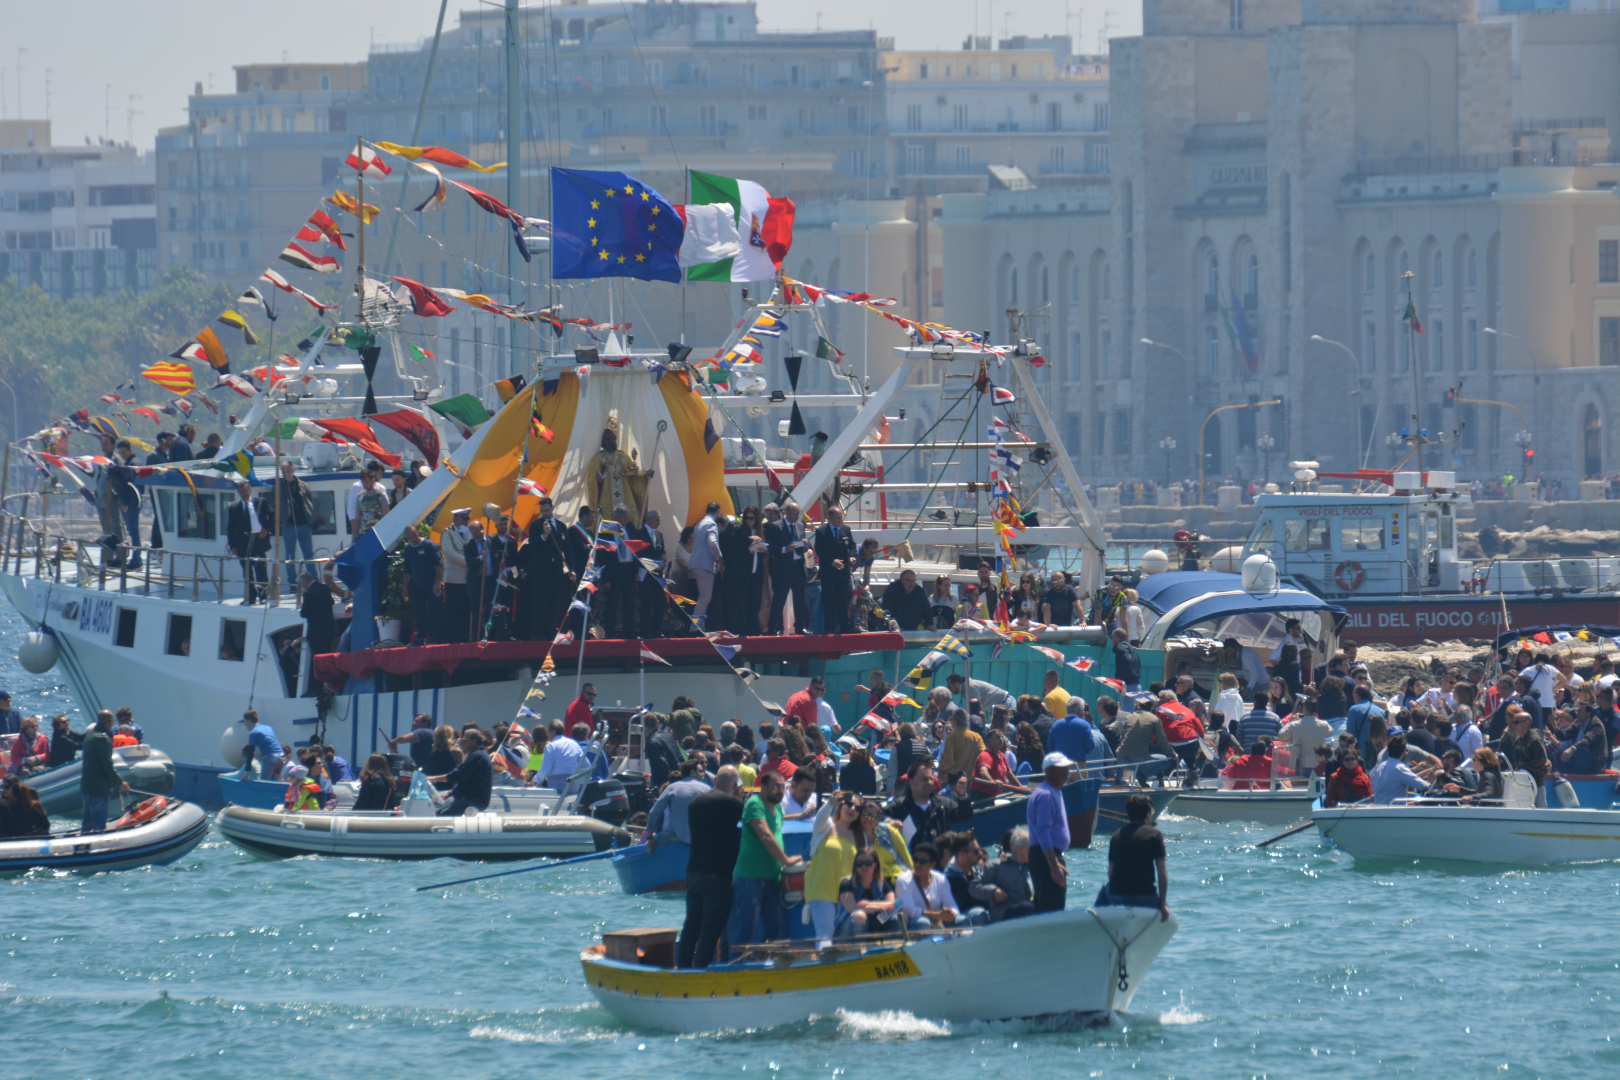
[1205,469,1620,646]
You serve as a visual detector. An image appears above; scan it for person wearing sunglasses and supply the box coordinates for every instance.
[836,850,898,938]
[895,842,967,930]
[805,793,868,947]
[860,800,913,885]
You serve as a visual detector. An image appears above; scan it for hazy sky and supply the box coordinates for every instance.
[5,0,1141,150]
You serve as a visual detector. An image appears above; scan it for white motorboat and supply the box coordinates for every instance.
[1173,775,1321,826]
[0,796,207,874]
[1312,772,1620,865]
[581,906,1178,1032]
[214,772,632,860]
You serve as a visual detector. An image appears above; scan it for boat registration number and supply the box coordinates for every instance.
[873,956,919,981]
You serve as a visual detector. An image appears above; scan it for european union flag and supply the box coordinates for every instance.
[551,168,684,283]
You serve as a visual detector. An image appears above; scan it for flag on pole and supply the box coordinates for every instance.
[372,142,504,172]
[1402,295,1425,335]
[680,169,795,282]
[991,386,1016,405]
[1066,655,1096,673]
[639,643,671,666]
[141,361,197,395]
[346,143,392,179]
[1029,645,1065,662]
[1096,677,1125,693]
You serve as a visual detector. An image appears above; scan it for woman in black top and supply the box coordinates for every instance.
[2,777,49,836]
[839,746,879,796]
[1013,721,1046,773]
[352,753,400,811]
[1270,644,1303,699]
[423,725,460,790]
[719,506,767,636]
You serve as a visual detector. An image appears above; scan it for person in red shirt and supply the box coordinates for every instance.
[565,683,596,736]
[1323,750,1373,807]
[783,675,826,731]
[1154,695,1207,786]
[1220,738,1274,790]
[969,730,1029,798]
[758,737,798,780]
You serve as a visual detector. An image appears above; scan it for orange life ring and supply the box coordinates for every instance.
[112,796,166,830]
[1334,561,1364,591]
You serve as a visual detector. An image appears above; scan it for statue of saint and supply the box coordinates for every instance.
[583,418,653,523]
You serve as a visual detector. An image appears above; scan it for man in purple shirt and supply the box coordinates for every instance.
[1027,752,1073,913]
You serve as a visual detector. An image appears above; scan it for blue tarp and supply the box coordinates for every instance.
[1134,571,1247,615]
[1159,588,1345,639]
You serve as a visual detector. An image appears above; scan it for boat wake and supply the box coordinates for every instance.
[834,1008,953,1039]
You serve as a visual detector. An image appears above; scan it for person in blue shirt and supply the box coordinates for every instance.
[1344,684,1385,759]
[113,706,144,745]
[322,745,356,782]
[1047,697,1097,765]
[401,525,444,646]
[1026,753,1073,912]
[387,713,437,770]
[240,710,286,779]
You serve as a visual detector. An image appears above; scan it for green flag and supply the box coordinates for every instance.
[430,393,492,436]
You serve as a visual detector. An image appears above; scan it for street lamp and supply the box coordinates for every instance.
[1485,327,1539,474]
[1306,335,1363,395]
[1158,435,1177,484]
[1256,433,1275,484]
[1200,400,1281,505]
[1513,429,1535,482]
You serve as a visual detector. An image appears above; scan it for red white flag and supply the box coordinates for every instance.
[346,143,392,179]
[279,242,340,274]
[638,644,671,666]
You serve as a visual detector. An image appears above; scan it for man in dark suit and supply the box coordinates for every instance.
[813,504,857,634]
[565,506,596,580]
[483,514,520,641]
[634,509,668,639]
[765,500,809,635]
[519,497,572,640]
[226,480,272,603]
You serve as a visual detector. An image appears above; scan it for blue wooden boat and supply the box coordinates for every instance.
[612,819,815,895]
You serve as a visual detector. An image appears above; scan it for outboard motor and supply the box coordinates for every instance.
[614,770,652,815]
[580,778,630,826]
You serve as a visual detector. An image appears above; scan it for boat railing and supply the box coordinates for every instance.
[0,509,338,608]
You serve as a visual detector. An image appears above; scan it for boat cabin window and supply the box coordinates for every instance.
[1339,519,1385,551]
[1245,517,1275,556]
[156,490,174,532]
[114,607,138,648]
[219,618,247,662]
[166,614,193,657]
[176,492,218,540]
[311,490,338,535]
[1439,504,1453,550]
[1284,518,1330,553]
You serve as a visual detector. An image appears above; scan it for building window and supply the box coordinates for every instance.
[1365,252,1376,293]
[1466,318,1478,370]
[1244,253,1259,309]
[1094,412,1107,456]
[1049,145,1065,171]
[1601,239,1619,284]
[1460,403,1477,452]
[917,62,929,79]
[1046,102,1062,131]
[1111,408,1132,457]
[906,144,924,173]
[954,104,969,131]
[1467,248,1477,288]
[1432,318,1444,371]
[906,104,922,131]
[1433,249,1443,288]
[1602,317,1620,366]
[1230,0,1245,31]
[1101,330,1112,378]
[955,144,972,171]
[1205,325,1220,378]
[320,73,331,91]
[1092,102,1109,130]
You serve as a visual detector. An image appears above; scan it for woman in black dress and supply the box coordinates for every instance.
[719,505,767,636]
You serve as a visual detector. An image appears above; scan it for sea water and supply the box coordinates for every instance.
[4,606,1620,1077]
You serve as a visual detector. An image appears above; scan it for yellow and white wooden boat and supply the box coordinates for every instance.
[581,906,1177,1032]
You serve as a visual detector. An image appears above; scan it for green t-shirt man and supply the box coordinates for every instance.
[734,792,786,881]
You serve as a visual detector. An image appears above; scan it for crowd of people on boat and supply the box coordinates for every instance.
[318,465,1160,650]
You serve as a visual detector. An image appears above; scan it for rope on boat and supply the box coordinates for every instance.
[1086,907,1163,993]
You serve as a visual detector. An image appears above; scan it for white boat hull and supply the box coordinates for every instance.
[215,804,628,860]
[1172,781,1319,826]
[582,906,1177,1032]
[0,570,809,802]
[1312,804,1620,865]
[0,800,209,873]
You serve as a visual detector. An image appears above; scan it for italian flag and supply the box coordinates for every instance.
[677,170,795,282]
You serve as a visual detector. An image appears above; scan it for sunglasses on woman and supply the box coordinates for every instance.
[854,858,877,868]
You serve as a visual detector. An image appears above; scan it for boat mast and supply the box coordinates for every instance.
[1403,269,1423,472]
[505,0,525,373]
[355,134,367,324]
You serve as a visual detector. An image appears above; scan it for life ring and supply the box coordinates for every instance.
[1334,561,1364,591]
[112,796,166,830]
